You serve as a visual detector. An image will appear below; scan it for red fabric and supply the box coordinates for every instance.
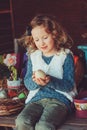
[74,55,79,65]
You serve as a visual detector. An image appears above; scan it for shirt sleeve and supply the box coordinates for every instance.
[47,53,75,92]
[24,58,40,90]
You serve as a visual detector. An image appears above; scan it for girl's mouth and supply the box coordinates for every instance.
[41,46,47,50]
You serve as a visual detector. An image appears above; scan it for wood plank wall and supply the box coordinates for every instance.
[0,0,87,53]
[0,0,14,54]
[12,0,87,47]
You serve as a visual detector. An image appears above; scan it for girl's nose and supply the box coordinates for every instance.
[40,39,45,45]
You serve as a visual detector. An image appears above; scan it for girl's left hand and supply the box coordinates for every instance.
[32,73,50,86]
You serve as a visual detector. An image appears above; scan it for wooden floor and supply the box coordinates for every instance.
[0,112,87,130]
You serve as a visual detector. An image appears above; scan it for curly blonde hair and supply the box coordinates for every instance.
[19,14,73,53]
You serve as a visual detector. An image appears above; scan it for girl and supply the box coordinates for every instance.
[16,14,77,130]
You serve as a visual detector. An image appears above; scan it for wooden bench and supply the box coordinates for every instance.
[59,113,87,130]
[0,112,87,130]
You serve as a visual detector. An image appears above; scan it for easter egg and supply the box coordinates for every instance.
[35,70,46,79]
[18,93,26,99]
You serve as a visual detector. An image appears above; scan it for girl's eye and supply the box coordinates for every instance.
[35,39,39,42]
[43,36,48,39]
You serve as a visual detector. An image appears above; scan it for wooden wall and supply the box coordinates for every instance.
[0,0,87,53]
[12,0,87,50]
[0,0,14,54]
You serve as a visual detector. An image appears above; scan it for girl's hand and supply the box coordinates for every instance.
[32,72,50,86]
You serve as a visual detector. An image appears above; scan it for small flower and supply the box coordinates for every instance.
[4,54,17,67]
[3,54,17,80]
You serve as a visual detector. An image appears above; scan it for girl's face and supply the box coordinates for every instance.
[31,25,57,56]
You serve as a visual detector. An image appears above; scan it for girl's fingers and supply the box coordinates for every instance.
[32,74,51,86]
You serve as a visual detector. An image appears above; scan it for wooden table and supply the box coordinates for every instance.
[0,112,87,130]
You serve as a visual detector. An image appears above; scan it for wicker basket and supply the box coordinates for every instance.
[0,98,25,116]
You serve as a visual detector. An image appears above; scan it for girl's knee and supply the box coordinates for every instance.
[15,115,25,129]
[15,114,33,130]
[16,114,25,126]
[35,121,55,130]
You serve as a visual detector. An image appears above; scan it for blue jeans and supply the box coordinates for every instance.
[15,98,68,130]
